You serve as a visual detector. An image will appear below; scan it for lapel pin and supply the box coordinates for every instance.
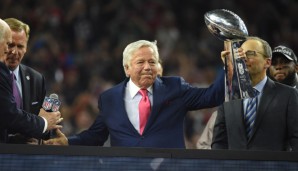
[26,76,30,80]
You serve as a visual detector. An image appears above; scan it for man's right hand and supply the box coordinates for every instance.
[38,108,63,131]
[43,129,68,146]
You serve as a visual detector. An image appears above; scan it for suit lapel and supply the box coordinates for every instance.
[249,79,277,141]
[19,65,30,111]
[143,78,166,133]
[229,100,247,138]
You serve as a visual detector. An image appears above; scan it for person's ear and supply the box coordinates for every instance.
[264,58,271,69]
[124,65,130,77]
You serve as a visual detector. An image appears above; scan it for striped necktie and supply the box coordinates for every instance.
[244,89,259,139]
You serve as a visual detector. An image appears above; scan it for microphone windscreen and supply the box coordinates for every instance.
[49,93,59,100]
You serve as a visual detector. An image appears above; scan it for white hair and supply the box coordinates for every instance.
[0,19,7,42]
[122,40,159,76]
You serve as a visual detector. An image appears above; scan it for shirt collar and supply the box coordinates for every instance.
[127,79,153,98]
[254,76,267,93]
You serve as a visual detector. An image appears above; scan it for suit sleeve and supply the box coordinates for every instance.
[211,104,228,149]
[40,74,49,139]
[287,89,298,151]
[68,95,109,146]
[0,69,45,138]
[182,68,225,110]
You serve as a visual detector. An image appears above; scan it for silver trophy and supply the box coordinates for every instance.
[205,9,255,101]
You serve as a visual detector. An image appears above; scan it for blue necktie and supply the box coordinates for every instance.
[244,89,259,139]
[11,73,22,109]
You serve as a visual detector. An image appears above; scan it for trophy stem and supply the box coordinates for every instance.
[225,40,255,101]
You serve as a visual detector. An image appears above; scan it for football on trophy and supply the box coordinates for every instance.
[204,9,248,41]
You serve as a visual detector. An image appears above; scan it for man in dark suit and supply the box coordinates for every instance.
[212,37,298,151]
[45,40,225,148]
[198,45,298,150]
[268,45,298,89]
[3,18,47,144]
[0,18,62,143]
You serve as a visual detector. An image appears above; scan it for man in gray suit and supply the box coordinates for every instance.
[0,18,62,143]
[212,37,298,151]
[3,18,47,144]
[198,44,298,149]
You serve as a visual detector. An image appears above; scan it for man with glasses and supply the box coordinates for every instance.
[212,37,298,151]
[268,45,298,89]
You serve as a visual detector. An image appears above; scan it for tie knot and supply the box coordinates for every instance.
[253,88,259,97]
[10,72,16,81]
[139,89,148,97]
[11,72,16,80]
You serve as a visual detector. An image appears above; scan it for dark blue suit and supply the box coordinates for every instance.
[68,69,224,148]
[0,62,45,143]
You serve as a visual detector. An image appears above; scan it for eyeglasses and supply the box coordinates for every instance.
[244,50,267,58]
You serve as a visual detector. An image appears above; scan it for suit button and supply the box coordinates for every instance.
[141,136,145,139]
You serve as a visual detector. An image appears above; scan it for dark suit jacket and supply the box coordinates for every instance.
[68,69,225,148]
[212,78,298,151]
[7,64,46,143]
[0,62,45,143]
[295,75,298,89]
[19,64,46,115]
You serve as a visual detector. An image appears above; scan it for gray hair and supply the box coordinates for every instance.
[123,40,159,76]
[4,18,30,41]
[246,36,272,58]
[0,19,7,42]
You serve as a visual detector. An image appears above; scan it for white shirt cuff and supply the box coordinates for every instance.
[40,116,48,133]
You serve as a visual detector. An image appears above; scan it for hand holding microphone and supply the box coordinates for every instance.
[39,109,62,131]
[40,94,63,131]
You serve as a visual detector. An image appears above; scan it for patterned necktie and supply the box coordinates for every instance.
[138,89,151,135]
[11,73,22,109]
[244,89,259,139]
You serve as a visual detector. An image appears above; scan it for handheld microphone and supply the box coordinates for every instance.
[42,93,61,112]
[42,94,62,140]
